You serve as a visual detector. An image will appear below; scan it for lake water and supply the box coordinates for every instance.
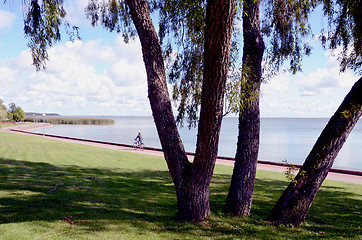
[31,117,362,171]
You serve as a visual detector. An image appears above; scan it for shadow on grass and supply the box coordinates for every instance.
[0,159,177,226]
[0,159,361,239]
[209,174,361,238]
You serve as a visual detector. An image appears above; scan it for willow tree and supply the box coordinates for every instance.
[151,0,314,218]
[156,0,361,222]
[223,0,361,219]
[267,0,362,226]
[267,77,362,226]
[19,0,239,221]
[19,0,79,70]
[12,0,235,220]
[16,0,361,224]
[86,0,237,221]
[224,0,316,216]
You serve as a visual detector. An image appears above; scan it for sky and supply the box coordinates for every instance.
[0,1,359,118]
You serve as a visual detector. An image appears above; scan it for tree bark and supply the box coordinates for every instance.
[224,0,265,216]
[126,0,236,221]
[177,0,237,221]
[267,77,362,227]
[125,0,190,185]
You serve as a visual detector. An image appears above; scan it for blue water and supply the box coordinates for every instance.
[31,117,362,171]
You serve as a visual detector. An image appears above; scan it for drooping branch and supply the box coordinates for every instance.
[22,0,79,70]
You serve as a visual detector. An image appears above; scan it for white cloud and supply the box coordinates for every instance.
[296,50,357,96]
[299,90,317,96]
[1,36,151,116]
[64,0,92,25]
[0,66,18,100]
[0,10,16,29]
[261,71,290,95]
[260,48,359,118]
[108,59,146,86]
[2,3,356,119]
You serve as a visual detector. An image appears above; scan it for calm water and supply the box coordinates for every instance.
[32,117,362,171]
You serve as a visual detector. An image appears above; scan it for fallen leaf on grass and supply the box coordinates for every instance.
[62,216,90,225]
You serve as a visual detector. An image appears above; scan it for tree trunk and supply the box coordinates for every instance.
[224,0,265,216]
[125,0,190,185]
[177,0,237,221]
[267,77,362,227]
[126,0,236,221]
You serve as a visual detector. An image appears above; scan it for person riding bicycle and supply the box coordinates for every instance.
[135,132,143,145]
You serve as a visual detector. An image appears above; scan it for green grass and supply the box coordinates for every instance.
[0,131,361,239]
[0,122,34,128]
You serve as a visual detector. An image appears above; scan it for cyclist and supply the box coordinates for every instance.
[135,132,143,145]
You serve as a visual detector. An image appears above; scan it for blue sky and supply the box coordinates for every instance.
[0,1,359,118]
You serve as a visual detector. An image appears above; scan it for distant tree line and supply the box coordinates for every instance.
[0,99,6,121]
[26,112,60,117]
[0,99,114,125]
[0,100,26,122]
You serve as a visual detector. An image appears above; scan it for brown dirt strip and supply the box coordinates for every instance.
[2,123,361,185]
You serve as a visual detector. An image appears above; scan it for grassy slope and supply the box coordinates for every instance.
[0,131,360,239]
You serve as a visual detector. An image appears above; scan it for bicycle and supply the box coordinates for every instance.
[133,140,145,150]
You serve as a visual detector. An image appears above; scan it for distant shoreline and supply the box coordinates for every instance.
[24,116,115,125]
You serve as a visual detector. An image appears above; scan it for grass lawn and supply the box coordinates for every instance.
[0,131,361,239]
[0,122,28,128]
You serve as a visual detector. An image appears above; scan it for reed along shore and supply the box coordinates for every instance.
[25,116,115,125]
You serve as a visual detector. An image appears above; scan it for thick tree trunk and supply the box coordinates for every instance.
[125,0,190,185]
[126,0,236,221]
[224,0,265,216]
[177,0,237,221]
[267,77,362,227]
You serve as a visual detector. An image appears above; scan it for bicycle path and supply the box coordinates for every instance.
[2,123,361,184]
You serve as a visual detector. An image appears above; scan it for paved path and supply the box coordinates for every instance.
[2,123,361,185]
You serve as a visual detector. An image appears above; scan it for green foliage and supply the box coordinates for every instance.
[0,131,361,239]
[20,0,80,70]
[85,0,137,43]
[18,0,361,123]
[282,159,298,183]
[320,0,361,74]
[164,0,362,121]
[262,0,361,75]
[10,0,362,124]
[157,0,206,128]
[0,99,7,121]
[84,0,205,128]
[6,103,26,122]
[225,60,263,114]
[225,68,243,114]
[261,0,315,75]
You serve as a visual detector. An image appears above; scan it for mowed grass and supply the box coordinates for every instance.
[0,122,34,128]
[0,131,361,239]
